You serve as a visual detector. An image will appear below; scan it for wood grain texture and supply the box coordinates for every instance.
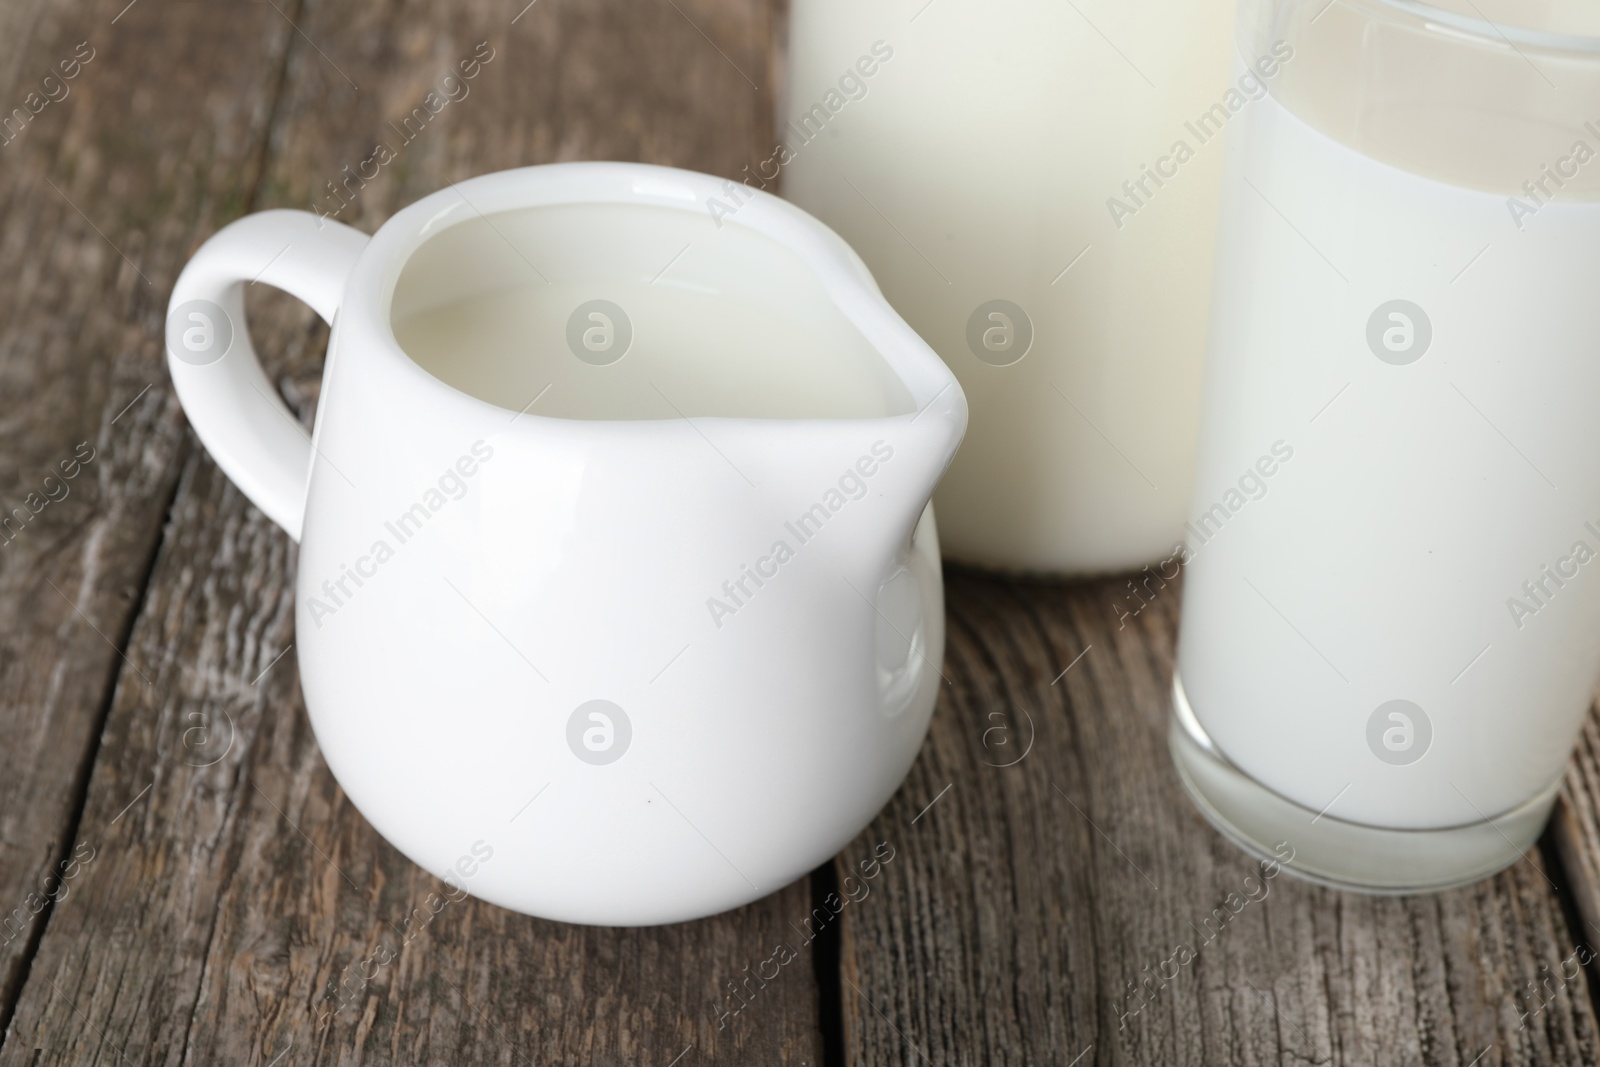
[0,0,292,1035]
[835,568,1600,1067]
[1,0,823,1064]
[1551,707,1600,961]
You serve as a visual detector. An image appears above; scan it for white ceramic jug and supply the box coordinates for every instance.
[165,163,967,924]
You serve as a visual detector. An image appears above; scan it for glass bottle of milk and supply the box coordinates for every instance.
[1171,0,1600,891]
[778,0,1235,573]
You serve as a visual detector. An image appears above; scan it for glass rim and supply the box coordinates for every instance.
[1356,0,1600,55]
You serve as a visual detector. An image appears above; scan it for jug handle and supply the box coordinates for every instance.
[165,210,369,542]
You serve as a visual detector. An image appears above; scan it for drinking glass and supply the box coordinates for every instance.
[1172,0,1600,890]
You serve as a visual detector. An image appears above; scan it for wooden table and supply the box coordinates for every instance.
[5,1,1600,1063]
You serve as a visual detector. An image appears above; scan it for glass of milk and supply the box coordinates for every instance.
[778,0,1234,573]
[1172,0,1600,890]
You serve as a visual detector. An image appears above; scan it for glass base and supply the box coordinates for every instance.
[1169,673,1564,894]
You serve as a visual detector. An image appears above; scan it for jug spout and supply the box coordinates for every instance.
[875,398,966,557]
[812,258,969,568]
[783,388,966,581]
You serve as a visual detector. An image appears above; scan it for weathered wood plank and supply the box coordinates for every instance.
[836,569,1600,1066]
[4,0,824,1064]
[0,0,293,1039]
[1549,706,1600,963]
